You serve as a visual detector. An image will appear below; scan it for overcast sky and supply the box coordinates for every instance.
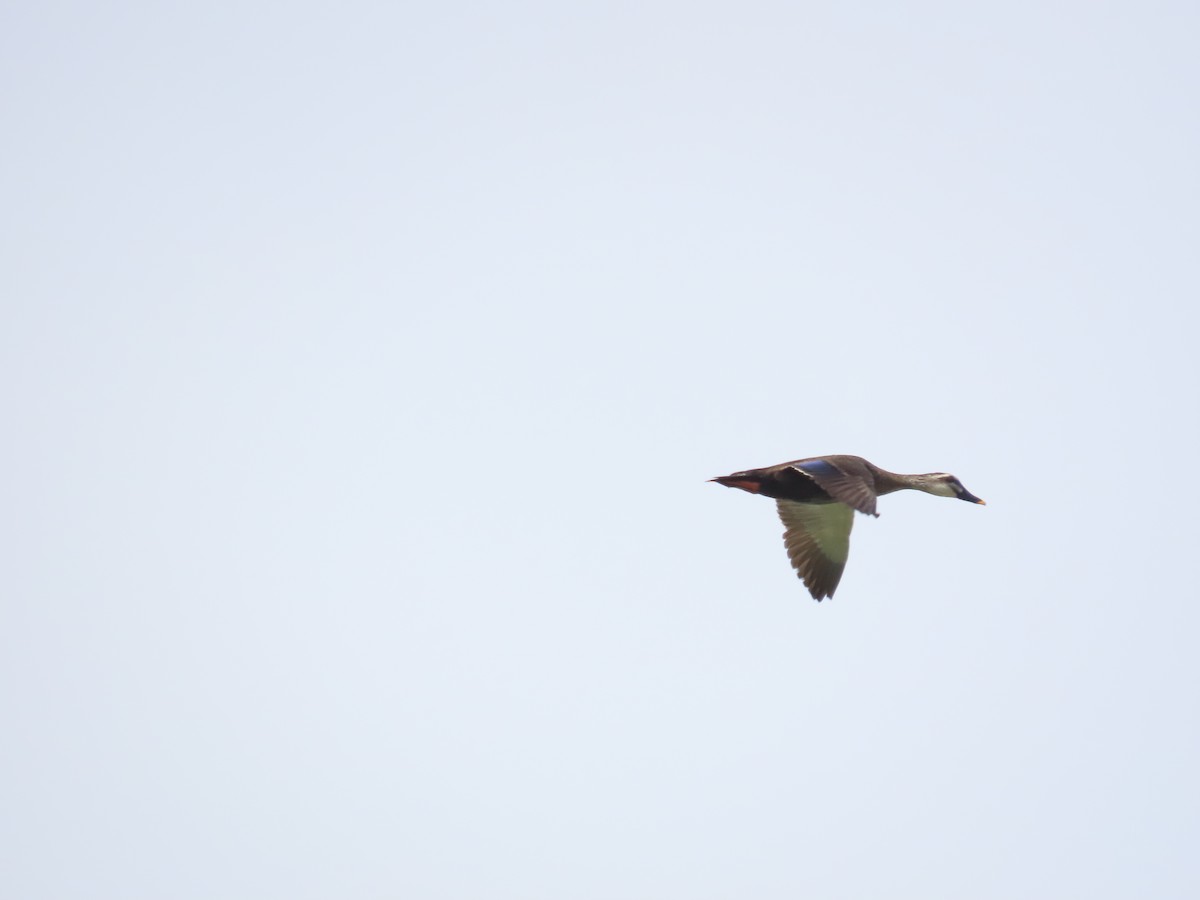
[3,2,1199,898]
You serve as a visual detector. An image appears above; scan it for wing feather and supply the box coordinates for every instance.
[776,499,855,601]
[789,459,879,517]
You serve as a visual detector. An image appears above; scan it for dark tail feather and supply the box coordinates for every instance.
[710,475,763,494]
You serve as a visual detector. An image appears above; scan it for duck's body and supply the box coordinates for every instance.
[711,455,984,601]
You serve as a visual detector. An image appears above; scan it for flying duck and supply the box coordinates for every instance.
[711,454,985,600]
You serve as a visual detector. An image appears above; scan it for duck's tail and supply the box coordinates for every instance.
[709,474,764,494]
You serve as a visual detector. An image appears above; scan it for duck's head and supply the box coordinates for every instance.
[921,473,986,505]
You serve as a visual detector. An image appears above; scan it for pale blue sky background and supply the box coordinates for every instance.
[3,2,1199,897]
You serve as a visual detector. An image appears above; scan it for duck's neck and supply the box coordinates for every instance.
[872,467,941,496]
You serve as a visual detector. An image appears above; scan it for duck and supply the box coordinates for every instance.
[710,454,984,601]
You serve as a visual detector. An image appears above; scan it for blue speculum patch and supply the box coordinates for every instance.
[793,459,839,478]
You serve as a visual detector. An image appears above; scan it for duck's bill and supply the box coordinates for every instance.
[960,491,986,505]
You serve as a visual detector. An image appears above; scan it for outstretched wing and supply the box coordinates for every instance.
[776,499,855,601]
[789,458,879,517]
